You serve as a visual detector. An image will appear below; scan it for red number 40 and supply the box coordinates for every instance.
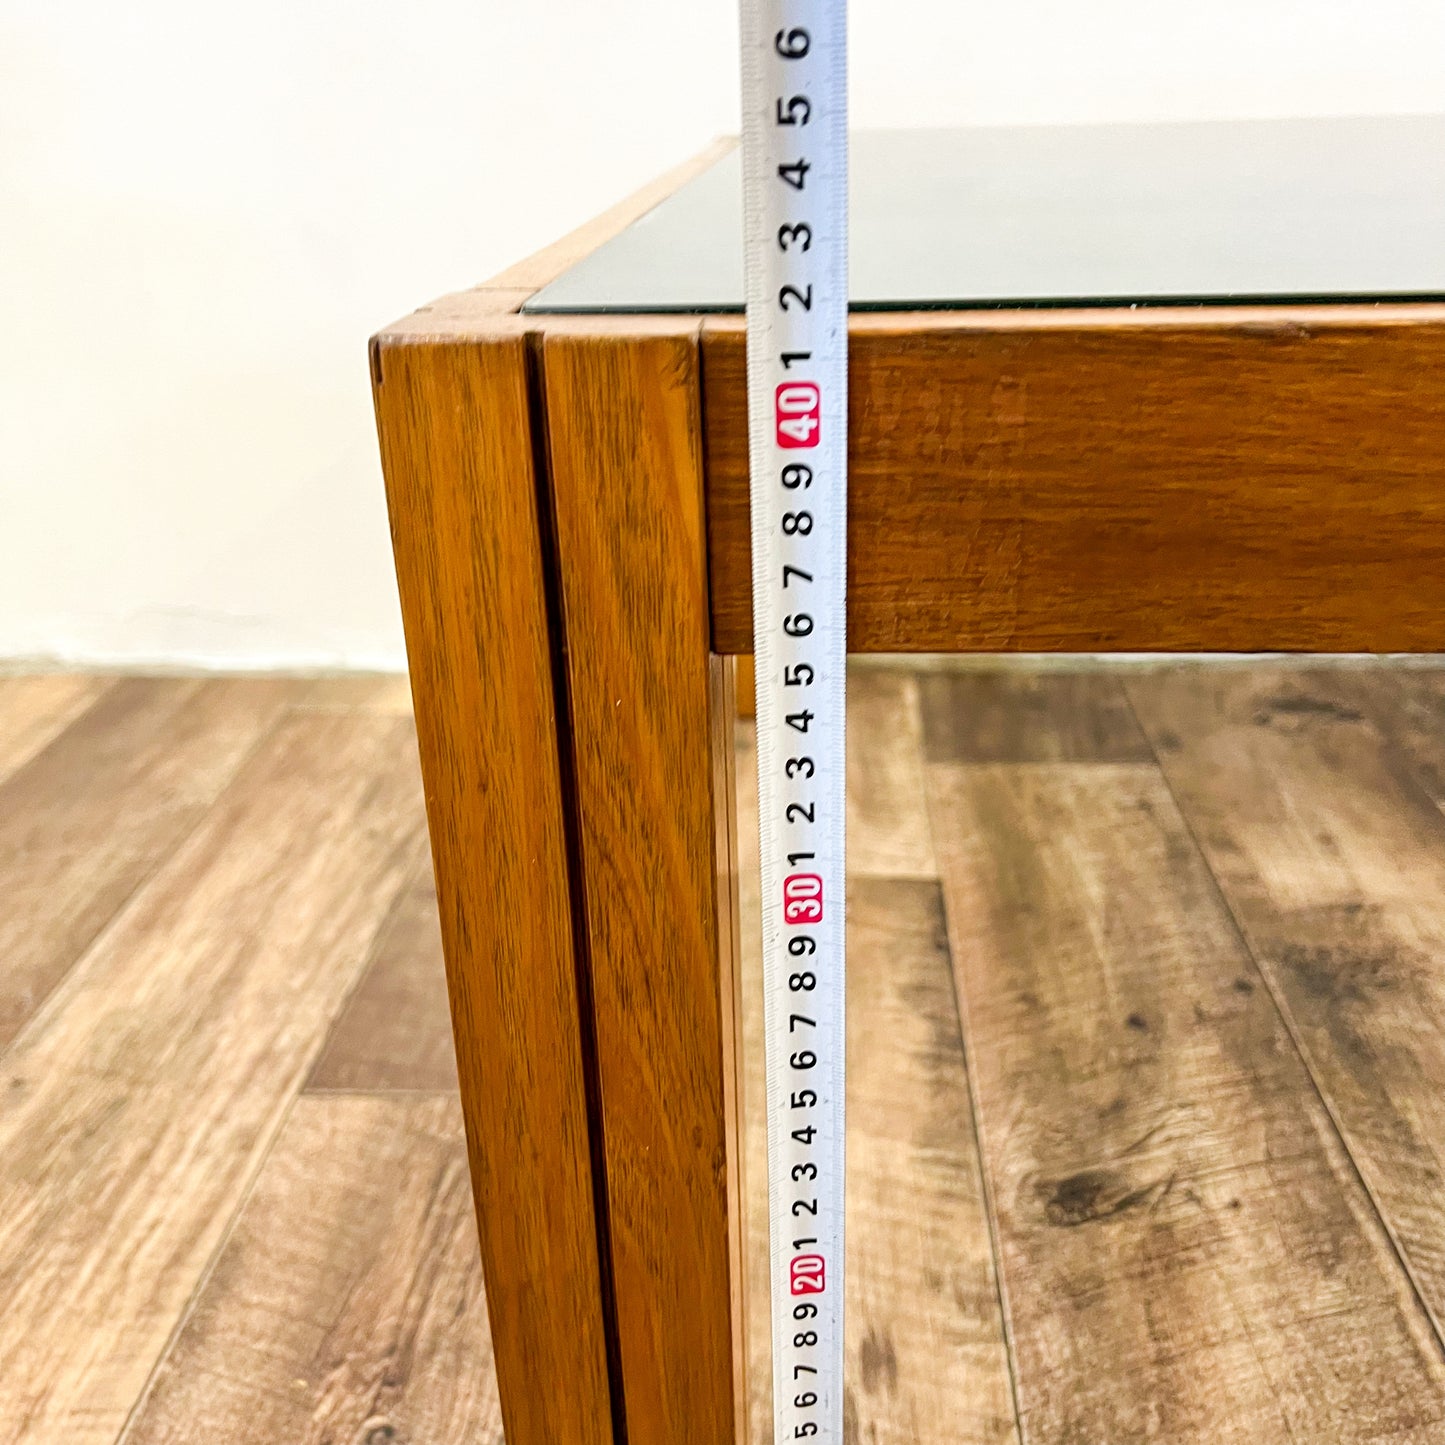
[775,382,820,449]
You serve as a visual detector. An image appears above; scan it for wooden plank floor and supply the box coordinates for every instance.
[4,663,1445,1444]
[0,674,492,1445]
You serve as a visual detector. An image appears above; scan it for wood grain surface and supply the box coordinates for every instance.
[847,669,940,878]
[372,334,615,1445]
[1350,667,1445,808]
[924,762,1445,1439]
[1128,664,1445,1345]
[307,862,457,1093]
[712,658,751,1445]
[924,739,1445,1439]
[702,307,1445,653]
[0,674,112,782]
[844,879,1020,1445]
[0,676,296,1048]
[543,322,739,1445]
[121,1094,497,1445]
[0,710,425,1445]
[11,663,1445,1441]
[925,735,1445,1441]
[373,285,536,344]
[921,669,1152,765]
[367,149,749,1445]
[735,654,756,719]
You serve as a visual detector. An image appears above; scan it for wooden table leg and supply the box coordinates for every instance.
[371,331,617,1445]
[736,655,757,719]
[542,321,747,1445]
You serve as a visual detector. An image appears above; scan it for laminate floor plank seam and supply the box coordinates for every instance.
[0,703,429,1445]
[117,1093,498,1445]
[1123,673,1445,1363]
[112,1078,307,1445]
[11,665,1445,1444]
[303,852,456,1095]
[923,674,1445,1440]
[0,676,118,788]
[892,663,1025,1442]
[0,688,301,1067]
[112,825,430,1445]
[922,864,1029,1445]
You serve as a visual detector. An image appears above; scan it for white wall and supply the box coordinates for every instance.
[3,1,1443,670]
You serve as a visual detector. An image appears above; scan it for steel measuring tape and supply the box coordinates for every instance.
[739,3,848,1440]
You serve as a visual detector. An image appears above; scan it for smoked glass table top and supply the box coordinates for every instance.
[522,116,1445,314]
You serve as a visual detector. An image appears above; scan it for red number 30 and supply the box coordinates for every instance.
[783,872,823,923]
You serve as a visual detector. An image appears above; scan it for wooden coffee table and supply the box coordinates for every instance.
[370,119,1445,1445]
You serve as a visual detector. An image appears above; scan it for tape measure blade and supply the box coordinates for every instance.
[739,3,848,1442]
